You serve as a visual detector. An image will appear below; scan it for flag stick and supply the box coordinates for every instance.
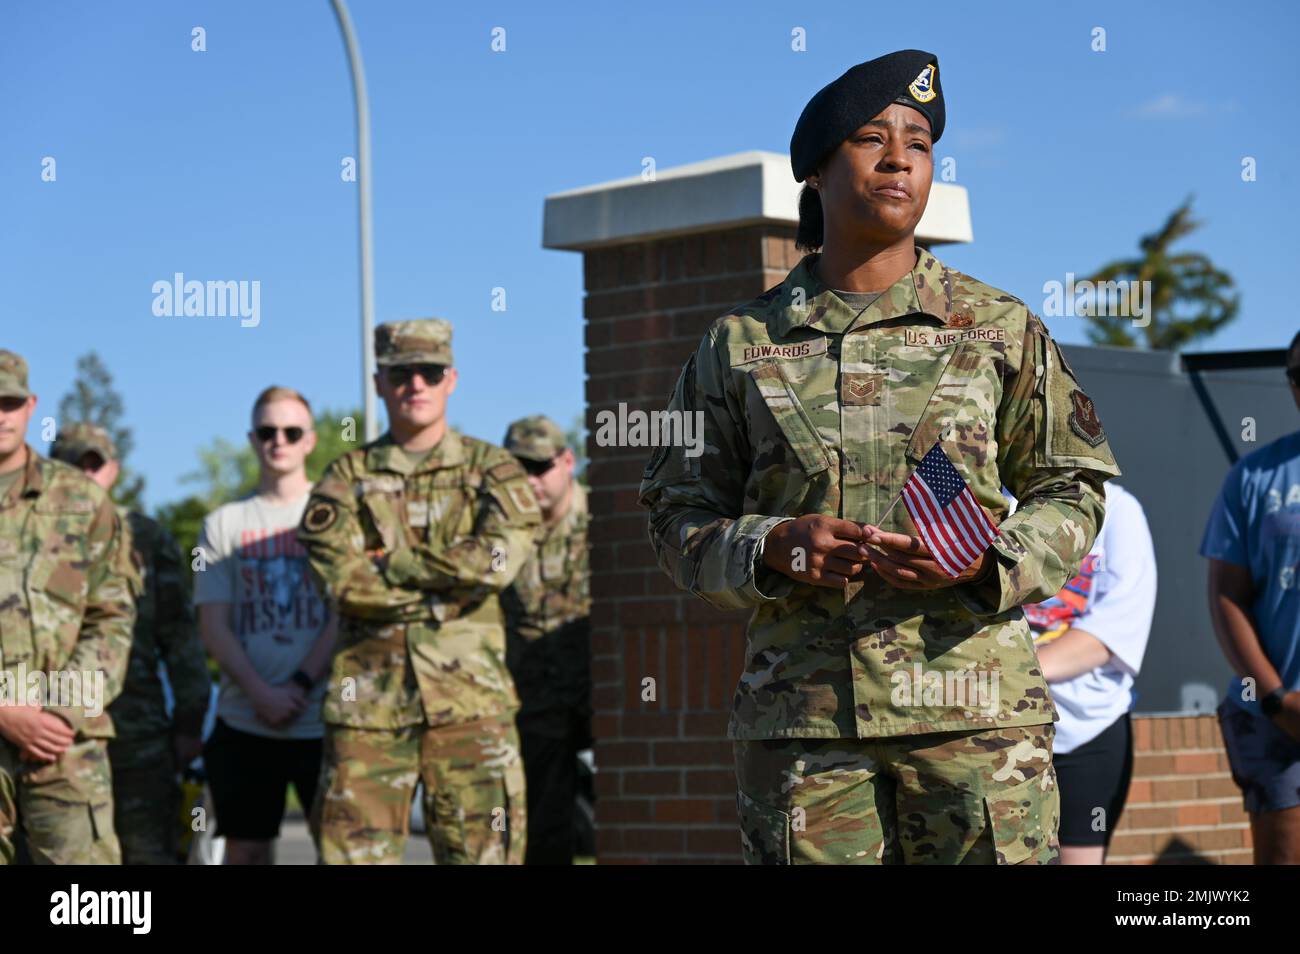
[875,491,904,527]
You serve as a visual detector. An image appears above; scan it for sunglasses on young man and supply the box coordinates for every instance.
[385,364,447,388]
[519,454,561,478]
[254,425,306,444]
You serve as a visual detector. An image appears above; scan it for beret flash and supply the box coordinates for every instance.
[790,49,944,182]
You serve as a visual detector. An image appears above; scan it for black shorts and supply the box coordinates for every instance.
[203,719,323,841]
[1052,712,1133,848]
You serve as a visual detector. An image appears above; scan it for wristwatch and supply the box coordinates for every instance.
[290,670,315,692]
[1261,686,1287,717]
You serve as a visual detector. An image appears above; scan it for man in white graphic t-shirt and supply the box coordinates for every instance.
[195,386,336,865]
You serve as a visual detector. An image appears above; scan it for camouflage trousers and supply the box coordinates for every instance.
[313,713,526,865]
[0,736,120,865]
[735,723,1059,865]
[109,734,179,865]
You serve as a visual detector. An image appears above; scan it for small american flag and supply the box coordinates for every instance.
[899,440,1000,578]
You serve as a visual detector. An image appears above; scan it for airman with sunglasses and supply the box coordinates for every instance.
[0,350,136,864]
[49,422,211,865]
[501,415,591,865]
[299,318,543,865]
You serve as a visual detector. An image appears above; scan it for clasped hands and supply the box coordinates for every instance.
[762,513,991,591]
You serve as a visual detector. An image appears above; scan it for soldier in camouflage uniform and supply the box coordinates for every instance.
[50,423,211,865]
[640,51,1121,864]
[298,319,542,864]
[0,351,136,864]
[501,415,591,865]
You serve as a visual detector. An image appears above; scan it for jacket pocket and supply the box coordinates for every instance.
[26,560,88,663]
[904,342,978,463]
[748,361,831,477]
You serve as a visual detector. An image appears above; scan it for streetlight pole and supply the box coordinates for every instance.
[330,0,378,441]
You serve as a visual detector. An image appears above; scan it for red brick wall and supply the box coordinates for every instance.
[580,226,1249,865]
[584,225,795,863]
[1107,715,1252,864]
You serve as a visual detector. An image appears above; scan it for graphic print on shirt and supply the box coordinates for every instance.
[1024,553,1101,645]
[235,528,325,645]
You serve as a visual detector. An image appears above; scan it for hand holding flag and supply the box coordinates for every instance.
[861,439,1000,588]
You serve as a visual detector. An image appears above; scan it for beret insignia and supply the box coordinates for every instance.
[908,64,937,103]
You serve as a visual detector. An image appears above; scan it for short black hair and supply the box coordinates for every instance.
[1289,329,1300,362]
[795,184,824,251]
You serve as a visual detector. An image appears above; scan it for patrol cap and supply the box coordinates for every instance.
[50,422,118,464]
[504,415,568,463]
[0,350,31,400]
[375,318,453,367]
[790,49,944,182]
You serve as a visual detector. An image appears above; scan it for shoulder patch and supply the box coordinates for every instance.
[1067,389,1106,446]
[489,459,525,482]
[302,498,340,533]
[508,483,539,513]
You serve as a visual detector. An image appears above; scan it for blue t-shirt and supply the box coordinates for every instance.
[1199,430,1300,714]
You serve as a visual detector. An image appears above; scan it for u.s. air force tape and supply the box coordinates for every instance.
[303,498,339,533]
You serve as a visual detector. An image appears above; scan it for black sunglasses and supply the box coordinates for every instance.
[1287,367,1300,387]
[519,455,560,477]
[386,364,446,388]
[254,425,305,444]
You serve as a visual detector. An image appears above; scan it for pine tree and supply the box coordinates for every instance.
[56,352,145,508]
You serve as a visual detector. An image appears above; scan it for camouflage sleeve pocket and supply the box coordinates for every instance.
[982,768,1059,865]
[1041,337,1120,474]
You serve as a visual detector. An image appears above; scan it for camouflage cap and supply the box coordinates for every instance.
[50,422,118,464]
[375,318,453,367]
[0,350,31,399]
[504,415,568,463]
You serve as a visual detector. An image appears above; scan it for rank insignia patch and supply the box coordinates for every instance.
[303,499,339,533]
[1068,389,1105,446]
[841,371,884,406]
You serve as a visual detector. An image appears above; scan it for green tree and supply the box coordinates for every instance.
[152,495,211,581]
[307,407,367,482]
[56,352,145,508]
[1080,197,1239,351]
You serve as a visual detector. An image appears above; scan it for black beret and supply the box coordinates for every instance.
[790,49,943,182]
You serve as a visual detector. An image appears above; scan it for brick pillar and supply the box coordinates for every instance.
[583,225,799,863]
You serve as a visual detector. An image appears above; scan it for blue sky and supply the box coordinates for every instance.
[4,0,1296,509]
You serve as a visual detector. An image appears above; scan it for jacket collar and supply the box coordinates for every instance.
[770,247,955,338]
[366,428,465,475]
